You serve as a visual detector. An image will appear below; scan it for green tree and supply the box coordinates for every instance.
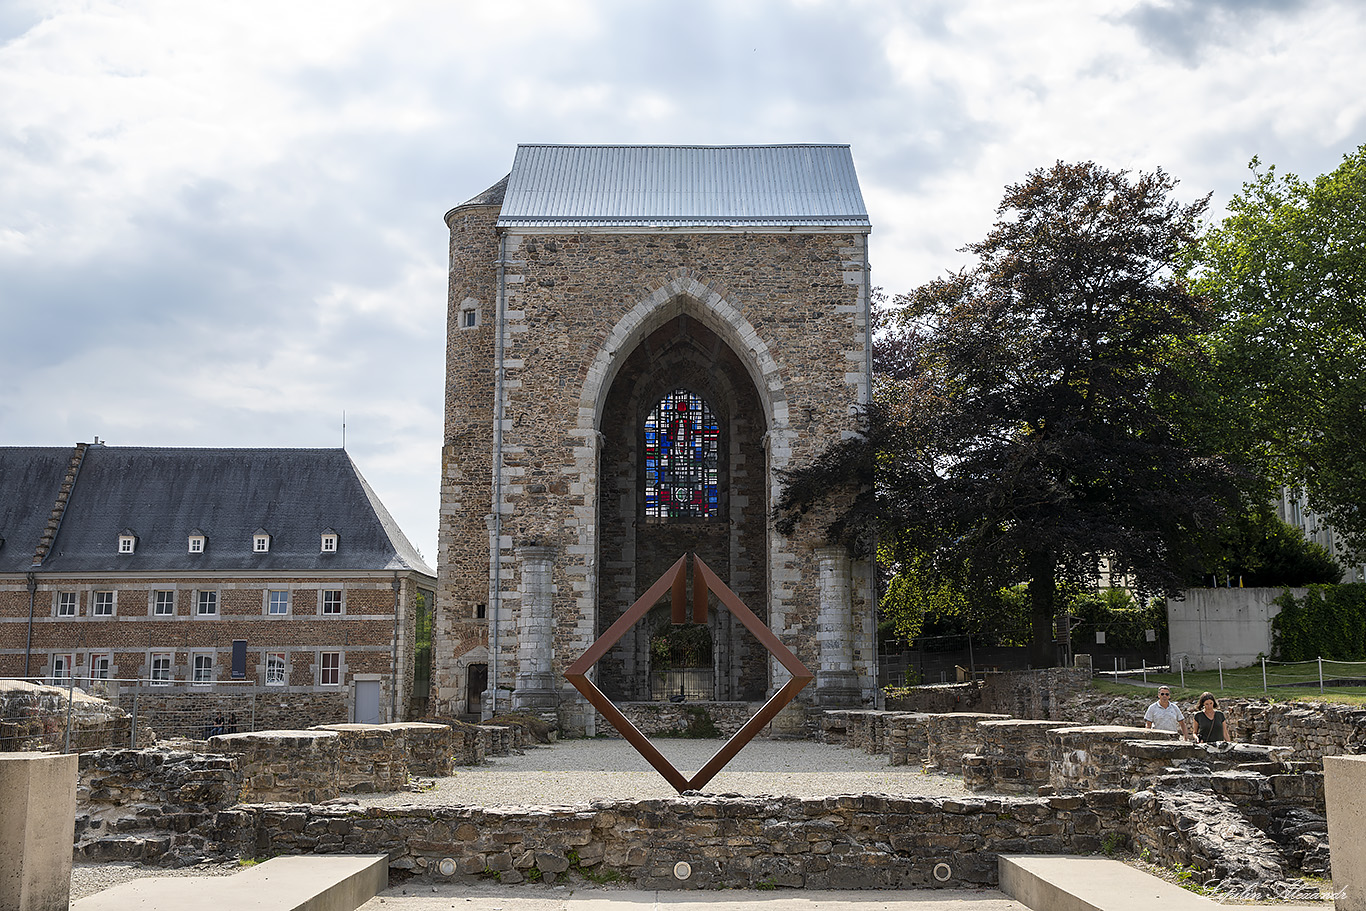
[778,162,1235,666]
[1194,147,1366,552]
[1195,504,1342,587]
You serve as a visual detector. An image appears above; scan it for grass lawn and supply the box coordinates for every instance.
[1091,659,1366,705]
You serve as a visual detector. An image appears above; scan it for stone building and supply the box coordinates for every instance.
[0,443,435,731]
[435,144,878,733]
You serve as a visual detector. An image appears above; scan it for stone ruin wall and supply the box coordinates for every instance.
[204,790,1132,890]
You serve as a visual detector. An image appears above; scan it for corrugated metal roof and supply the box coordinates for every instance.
[496,144,870,230]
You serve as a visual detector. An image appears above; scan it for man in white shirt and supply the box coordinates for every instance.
[1144,686,1191,740]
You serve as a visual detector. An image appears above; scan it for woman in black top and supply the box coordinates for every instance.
[1194,692,1230,743]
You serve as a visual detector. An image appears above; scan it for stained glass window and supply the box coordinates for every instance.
[644,389,720,519]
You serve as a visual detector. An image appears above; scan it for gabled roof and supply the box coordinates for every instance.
[494,144,870,231]
[0,445,433,576]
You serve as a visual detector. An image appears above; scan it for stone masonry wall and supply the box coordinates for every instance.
[963,720,1081,795]
[594,702,759,739]
[926,713,1009,773]
[207,790,1132,889]
[207,730,340,803]
[312,724,408,793]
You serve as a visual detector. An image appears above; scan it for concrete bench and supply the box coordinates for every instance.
[1000,855,1220,911]
[71,854,387,911]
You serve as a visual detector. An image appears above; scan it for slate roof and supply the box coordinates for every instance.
[0,446,433,576]
[494,144,870,230]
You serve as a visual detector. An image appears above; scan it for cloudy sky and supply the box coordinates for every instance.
[2,0,1363,565]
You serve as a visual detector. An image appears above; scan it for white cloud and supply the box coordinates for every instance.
[2,0,1364,561]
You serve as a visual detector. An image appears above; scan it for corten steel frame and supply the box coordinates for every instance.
[566,553,813,793]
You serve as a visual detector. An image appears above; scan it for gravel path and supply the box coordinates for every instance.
[354,737,974,808]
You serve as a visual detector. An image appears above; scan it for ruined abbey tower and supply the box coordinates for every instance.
[434,144,877,734]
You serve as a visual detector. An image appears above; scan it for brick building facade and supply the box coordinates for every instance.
[435,145,879,733]
[0,444,435,730]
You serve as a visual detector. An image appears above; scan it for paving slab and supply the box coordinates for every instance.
[358,884,1028,910]
[73,854,387,911]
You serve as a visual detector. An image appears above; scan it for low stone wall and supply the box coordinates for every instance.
[1116,740,1292,790]
[312,724,407,793]
[887,714,933,768]
[208,730,340,803]
[594,702,760,739]
[926,713,1009,773]
[387,722,458,776]
[478,725,513,758]
[1048,727,1179,792]
[964,720,1081,794]
[75,748,244,866]
[884,684,981,715]
[979,668,1091,721]
[205,790,1132,889]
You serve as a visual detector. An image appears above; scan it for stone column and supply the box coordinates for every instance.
[512,545,557,713]
[1325,754,1366,911]
[815,545,860,706]
[0,752,77,911]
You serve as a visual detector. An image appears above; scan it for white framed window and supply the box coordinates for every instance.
[50,654,73,685]
[188,533,206,554]
[56,592,77,617]
[253,532,270,553]
[265,652,287,686]
[459,300,479,329]
[321,532,338,553]
[320,651,341,686]
[150,652,173,685]
[88,653,111,680]
[92,591,115,617]
[321,589,343,615]
[153,590,175,616]
[118,534,136,554]
[268,590,289,615]
[192,653,214,685]
[196,590,218,616]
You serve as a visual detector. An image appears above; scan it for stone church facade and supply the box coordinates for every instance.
[435,144,877,734]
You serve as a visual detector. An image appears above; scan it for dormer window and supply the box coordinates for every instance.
[118,531,137,554]
[253,529,271,553]
[188,530,207,554]
[321,529,338,553]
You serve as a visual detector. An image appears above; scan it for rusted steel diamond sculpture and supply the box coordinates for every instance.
[565,553,813,793]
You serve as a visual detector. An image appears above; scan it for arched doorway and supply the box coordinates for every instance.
[596,309,769,703]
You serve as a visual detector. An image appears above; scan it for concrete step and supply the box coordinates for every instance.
[999,855,1216,911]
[73,854,388,911]
[998,855,1331,911]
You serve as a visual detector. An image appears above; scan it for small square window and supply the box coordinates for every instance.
[268,590,289,615]
[57,592,77,617]
[253,534,270,553]
[118,535,136,554]
[462,309,477,328]
[320,651,341,686]
[192,653,214,684]
[150,653,172,685]
[153,590,175,616]
[89,653,111,680]
[197,591,218,615]
[265,652,287,686]
[188,535,205,554]
[92,591,114,616]
[321,590,343,615]
[321,533,338,553]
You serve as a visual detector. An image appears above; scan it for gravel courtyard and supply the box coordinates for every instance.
[352,737,975,808]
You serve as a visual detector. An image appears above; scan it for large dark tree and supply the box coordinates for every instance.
[777,161,1236,666]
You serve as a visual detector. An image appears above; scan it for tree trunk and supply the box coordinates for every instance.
[1027,551,1058,668]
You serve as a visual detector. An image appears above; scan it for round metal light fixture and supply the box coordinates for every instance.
[673,861,692,880]
[933,862,953,883]
[438,857,457,877]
